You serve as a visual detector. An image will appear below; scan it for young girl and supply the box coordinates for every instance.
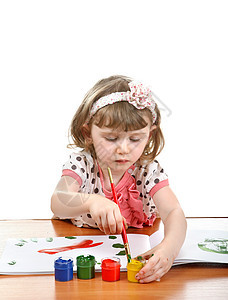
[51,75,187,283]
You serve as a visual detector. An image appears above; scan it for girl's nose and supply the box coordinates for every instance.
[116,139,130,154]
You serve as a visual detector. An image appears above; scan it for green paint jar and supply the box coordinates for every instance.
[76,255,95,279]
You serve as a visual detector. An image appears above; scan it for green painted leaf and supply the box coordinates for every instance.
[116,250,126,256]
[109,236,117,239]
[8,260,16,265]
[19,239,28,243]
[15,242,25,247]
[65,236,77,239]
[30,238,38,243]
[112,243,124,248]
[46,237,53,242]
[198,238,228,254]
[198,244,228,254]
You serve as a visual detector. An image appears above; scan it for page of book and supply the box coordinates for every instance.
[1,228,227,275]
[149,229,228,265]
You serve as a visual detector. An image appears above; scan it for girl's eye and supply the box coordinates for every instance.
[105,137,117,141]
[130,138,140,142]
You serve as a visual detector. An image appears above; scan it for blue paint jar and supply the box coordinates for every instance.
[54,257,74,282]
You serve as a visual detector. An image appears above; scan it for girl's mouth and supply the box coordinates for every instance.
[115,160,129,164]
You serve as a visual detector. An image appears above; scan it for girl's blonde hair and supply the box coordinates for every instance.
[68,75,164,162]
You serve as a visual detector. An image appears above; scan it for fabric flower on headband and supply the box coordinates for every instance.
[89,81,157,123]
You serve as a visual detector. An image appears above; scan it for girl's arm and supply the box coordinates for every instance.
[135,186,187,283]
[51,176,123,234]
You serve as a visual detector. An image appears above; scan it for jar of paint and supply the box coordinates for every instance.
[76,255,95,279]
[101,257,121,281]
[127,259,144,283]
[54,256,74,282]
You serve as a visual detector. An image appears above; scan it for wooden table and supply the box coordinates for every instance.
[0,218,227,300]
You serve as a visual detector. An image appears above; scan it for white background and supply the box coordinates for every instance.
[0,0,227,219]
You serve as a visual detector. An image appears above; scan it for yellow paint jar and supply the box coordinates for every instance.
[127,259,144,283]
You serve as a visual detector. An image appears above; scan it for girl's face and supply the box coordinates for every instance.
[90,117,154,175]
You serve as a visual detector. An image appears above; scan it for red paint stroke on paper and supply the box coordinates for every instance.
[38,239,103,255]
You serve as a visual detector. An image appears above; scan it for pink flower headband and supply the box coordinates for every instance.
[89,81,157,123]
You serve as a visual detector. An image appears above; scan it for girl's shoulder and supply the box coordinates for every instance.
[62,150,95,174]
[131,159,168,193]
[67,150,94,165]
[133,159,164,176]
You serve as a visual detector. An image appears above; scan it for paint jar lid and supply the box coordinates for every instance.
[127,259,143,271]
[101,257,121,269]
[54,257,74,269]
[76,255,95,267]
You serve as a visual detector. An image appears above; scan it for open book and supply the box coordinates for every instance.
[0,229,227,275]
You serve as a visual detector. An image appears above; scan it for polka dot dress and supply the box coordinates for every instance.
[61,150,169,228]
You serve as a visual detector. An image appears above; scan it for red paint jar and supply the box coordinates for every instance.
[101,257,121,282]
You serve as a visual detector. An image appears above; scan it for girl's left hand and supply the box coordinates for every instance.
[135,244,175,283]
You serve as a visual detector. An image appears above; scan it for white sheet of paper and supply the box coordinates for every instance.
[0,234,150,275]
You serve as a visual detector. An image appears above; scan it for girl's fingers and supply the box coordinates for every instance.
[138,249,156,261]
[93,203,123,235]
[139,254,160,275]
[96,217,104,233]
[101,213,111,235]
[107,212,118,234]
[122,217,128,230]
[102,210,119,235]
[136,255,172,283]
[135,255,160,281]
[138,268,165,283]
[114,210,123,234]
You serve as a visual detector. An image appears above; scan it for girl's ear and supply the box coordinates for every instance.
[149,125,157,139]
[82,123,92,142]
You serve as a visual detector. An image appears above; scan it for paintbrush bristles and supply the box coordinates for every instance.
[107,167,114,184]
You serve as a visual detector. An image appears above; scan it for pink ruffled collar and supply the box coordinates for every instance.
[97,164,155,228]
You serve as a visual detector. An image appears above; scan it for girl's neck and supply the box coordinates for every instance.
[97,164,125,191]
[104,169,124,189]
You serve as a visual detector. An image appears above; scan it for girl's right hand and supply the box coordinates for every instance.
[85,195,124,235]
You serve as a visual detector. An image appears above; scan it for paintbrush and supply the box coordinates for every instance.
[107,167,131,263]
